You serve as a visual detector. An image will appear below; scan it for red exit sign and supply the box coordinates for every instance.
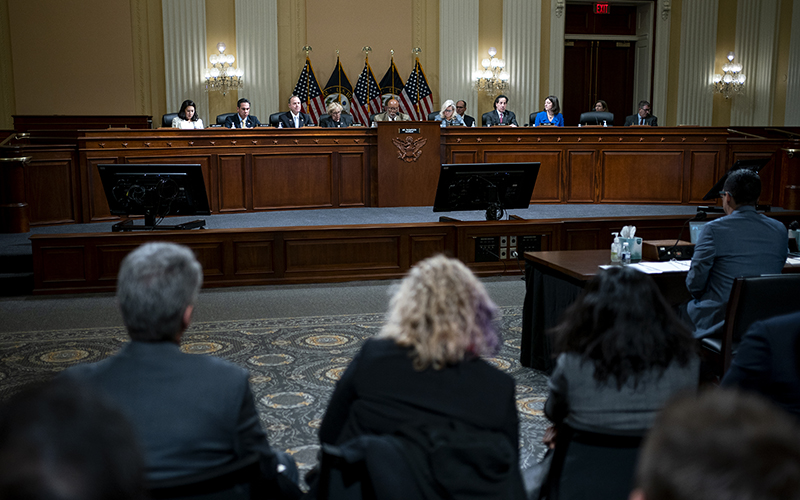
[594,2,610,14]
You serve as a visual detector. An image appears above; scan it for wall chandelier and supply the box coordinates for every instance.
[712,51,745,99]
[204,42,244,96]
[473,47,509,97]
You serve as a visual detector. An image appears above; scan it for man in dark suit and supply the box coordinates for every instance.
[482,94,518,126]
[624,100,658,126]
[456,100,475,127]
[224,97,262,128]
[62,242,301,498]
[277,95,314,128]
[319,101,353,128]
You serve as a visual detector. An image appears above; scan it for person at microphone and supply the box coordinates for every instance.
[319,102,353,128]
[682,169,788,339]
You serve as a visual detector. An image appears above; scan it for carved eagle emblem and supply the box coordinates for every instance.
[392,136,427,162]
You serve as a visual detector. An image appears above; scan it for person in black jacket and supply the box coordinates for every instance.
[319,102,353,128]
[277,95,313,128]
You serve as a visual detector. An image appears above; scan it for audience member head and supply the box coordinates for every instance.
[236,98,251,119]
[117,242,203,343]
[288,95,302,115]
[379,255,500,370]
[326,101,343,116]
[631,389,800,500]
[456,100,468,117]
[178,99,199,122]
[439,99,457,120]
[550,266,695,388]
[494,95,509,112]
[594,100,608,112]
[384,98,401,118]
[722,168,761,210]
[637,100,652,118]
[0,378,146,500]
[544,95,561,115]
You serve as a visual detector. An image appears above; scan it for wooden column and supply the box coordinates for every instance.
[0,156,32,233]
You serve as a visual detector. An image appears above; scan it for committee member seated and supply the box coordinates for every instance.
[317,255,525,498]
[372,98,410,122]
[455,99,476,127]
[722,310,800,418]
[533,95,564,126]
[224,97,261,128]
[319,101,352,128]
[278,95,314,128]
[624,100,658,126]
[683,169,788,339]
[631,389,800,500]
[542,266,698,499]
[434,99,465,127]
[594,99,609,112]
[0,378,146,500]
[61,242,301,499]
[482,94,518,126]
[172,99,204,129]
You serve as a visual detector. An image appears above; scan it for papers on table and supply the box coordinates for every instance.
[599,260,692,274]
[788,256,800,266]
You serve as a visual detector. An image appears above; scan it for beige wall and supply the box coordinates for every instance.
[8,0,137,115]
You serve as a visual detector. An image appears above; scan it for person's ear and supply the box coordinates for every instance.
[182,304,194,330]
[629,488,646,500]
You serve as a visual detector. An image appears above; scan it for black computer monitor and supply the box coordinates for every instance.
[702,158,771,201]
[97,164,210,231]
[433,162,540,220]
[578,111,614,126]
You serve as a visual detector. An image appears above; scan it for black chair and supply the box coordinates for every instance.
[700,273,800,380]
[216,113,237,126]
[162,113,179,128]
[146,453,263,500]
[427,112,439,121]
[542,424,643,500]
[269,112,283,127]
[529,113,537,127]
[481,112,492,127]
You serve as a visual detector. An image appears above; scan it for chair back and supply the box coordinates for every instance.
[529,113,537,126]
[216,113,236,126]
[715,274,800,374]
[481,112,493,127]
[146,453,262,500]
[427,112,439,121]
[162,113,179,127]
[269,113,282,127]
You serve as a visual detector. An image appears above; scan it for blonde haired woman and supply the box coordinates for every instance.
[435,99,465,127]
[317,255,524,498]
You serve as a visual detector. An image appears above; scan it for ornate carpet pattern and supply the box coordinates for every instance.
[0,306,549,481]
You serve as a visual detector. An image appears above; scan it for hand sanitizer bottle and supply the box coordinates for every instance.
[611,232,621,263]
[621,241,631,265]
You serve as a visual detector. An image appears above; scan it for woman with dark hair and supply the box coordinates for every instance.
[537,267,698,500]
[172,99,204,129]
[533,95,564,126]
[316,255,525,499]
[594,100,608,112]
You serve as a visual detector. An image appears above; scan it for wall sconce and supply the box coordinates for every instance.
[712,51,745,99]
[204,42,244,96]
[473,47,509,97]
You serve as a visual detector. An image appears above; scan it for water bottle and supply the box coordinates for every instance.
[621,241,631,265]
[603,120,607,127]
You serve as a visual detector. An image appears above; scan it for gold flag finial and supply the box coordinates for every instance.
[362,46,372,56]
[302,45,312,56]
[412,47,422,56]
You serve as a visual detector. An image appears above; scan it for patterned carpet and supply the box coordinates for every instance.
[0,306,550,483]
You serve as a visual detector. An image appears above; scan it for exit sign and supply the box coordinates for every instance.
[594,3,610,14]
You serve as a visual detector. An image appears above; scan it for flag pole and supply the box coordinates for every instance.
[412,48,422,118]
[336,50,341,103]
[302,45,312,113]
[363,46,372,113]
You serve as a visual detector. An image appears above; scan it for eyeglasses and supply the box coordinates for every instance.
[719,191,729,198]
[456,105,466,109]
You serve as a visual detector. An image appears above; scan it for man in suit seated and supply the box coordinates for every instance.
[482,94,518,126]
[624,100,658,126]
[630,389,800,500]
[278,95,314,128]
[62,242,302,499]
[683,169,788,338]
[456,100,476,127]
[372,98,410,122]
[319,101,353,128]
[224,98,262,128]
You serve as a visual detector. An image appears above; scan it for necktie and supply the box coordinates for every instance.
[639,117,643,125]
[294,116,299,128]
[499,112,503,124]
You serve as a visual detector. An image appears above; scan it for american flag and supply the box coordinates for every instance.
[292,57,325,124]
[399,58,434,121]
[352,60,382,126]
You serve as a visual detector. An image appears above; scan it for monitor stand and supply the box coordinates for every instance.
[111,212,206,232]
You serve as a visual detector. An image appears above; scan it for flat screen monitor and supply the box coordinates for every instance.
[97,164,210,228]
[689,220,710,244]
[702,158,771,201]
[579,111,614,126]
[433,162,540,220]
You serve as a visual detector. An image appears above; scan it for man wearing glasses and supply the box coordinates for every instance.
[455,100,476,127]
[624,100,658,126]
[683,169,788,339]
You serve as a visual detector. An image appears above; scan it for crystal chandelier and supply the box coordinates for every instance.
[473,47,509,97]
[712,51,746,99]
[204,42,244,96]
